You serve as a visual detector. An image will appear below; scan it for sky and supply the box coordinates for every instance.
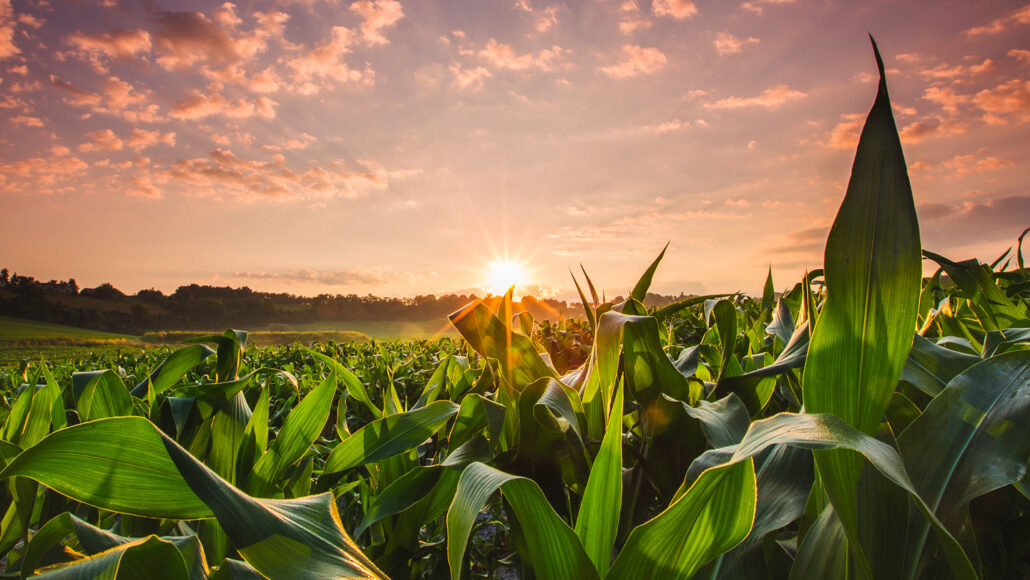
[0,0,1028,300]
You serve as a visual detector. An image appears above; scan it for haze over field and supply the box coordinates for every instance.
[1,0,1028,299]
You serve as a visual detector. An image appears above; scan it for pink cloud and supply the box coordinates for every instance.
[476,39,568,72]
[79,128,124,152]
[450,63,492,90]
[0,0,20,60]
[713,31,759,56]
[349,0,404,45]
[11,114,43,127]
[705,85,806,110]
[973,79,1030,123]
[287,26,372,94]
[963,3,1030,36]
[652,0,697,19]
[1010,49,1030,65]
[170,91,276,120]
[599,44,667,78]
[899,115,968,143]
[67,29,151,72]
[513,0,559,34]
[126,128,175,151]
[941,154,1014,175]
[741,0,795,15]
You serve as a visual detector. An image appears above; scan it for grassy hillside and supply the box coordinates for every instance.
[0,315,136,342]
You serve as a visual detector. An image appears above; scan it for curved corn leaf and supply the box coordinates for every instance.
[0,417,213,518]
[900,334,979,396]
[897,349,1030,577]
[607,458,756,579]
[130,344,216,398]
[446,461,598,580]
[323,400,459,476]
[32,535,193,580]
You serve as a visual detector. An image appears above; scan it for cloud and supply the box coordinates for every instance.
[11,114,43,127]
[618,1,652,35]
[941,154,1015,175]
[126,128,176,151]
[973,79,1030,123]
[920,58,995,81]
[513,0,559,34]
[919,195,1030,245]
[713,31,758,56]
[705,85,806,110]
[169,91,277,120]
[450,63,492,90]
[599,44,667,79]
[50,75,162,123]
[231,268,389,285]
[0,154,90,194]
[153,6,286,71]
[476,39,568,72]
[768,225,827,255]
[740,0,794,15]
[922,85,970,115]
[67,29,151,72]
[1010,49,1030,65]
[349,0,404,45]
[287,26,373,93]
[79,128,124,152]
[898,115,968,143]
[162,149,389,200]
[963,3,1030,36]
[652,0,697,19]
[0,0,21,60]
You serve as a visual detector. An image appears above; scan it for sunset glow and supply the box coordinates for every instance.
[484,260,527,296]
[0,1,1028,298]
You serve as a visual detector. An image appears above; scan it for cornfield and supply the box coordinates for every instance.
[1,41,1028,579]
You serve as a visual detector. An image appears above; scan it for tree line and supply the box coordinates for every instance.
[0,268,694,334]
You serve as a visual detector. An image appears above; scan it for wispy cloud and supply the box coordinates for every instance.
[705,85,806,109]
[599,44,667,78]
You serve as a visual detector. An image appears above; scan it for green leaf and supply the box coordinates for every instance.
[245,371,337,497]
[801,38,922,574]
[897,349,1030,576]
[73,371,133,422]
[0,417,213,519]
[701,412,977,580]
[900,334,980,396]
[32,535,192,580]
[130,344,216,398]
[302,346,382,420]
[575,381,624,576]
[323,400,459,476]
[448,301,557,389]
[446,462,598,580]
[630,243,669,303]
[607,458,756,579]
[923,250,1028,331]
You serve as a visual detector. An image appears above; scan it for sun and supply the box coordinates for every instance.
[485,259,526,295]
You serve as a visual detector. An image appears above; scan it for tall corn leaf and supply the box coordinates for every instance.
[801,38,922,574]
[575,380,624,575]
